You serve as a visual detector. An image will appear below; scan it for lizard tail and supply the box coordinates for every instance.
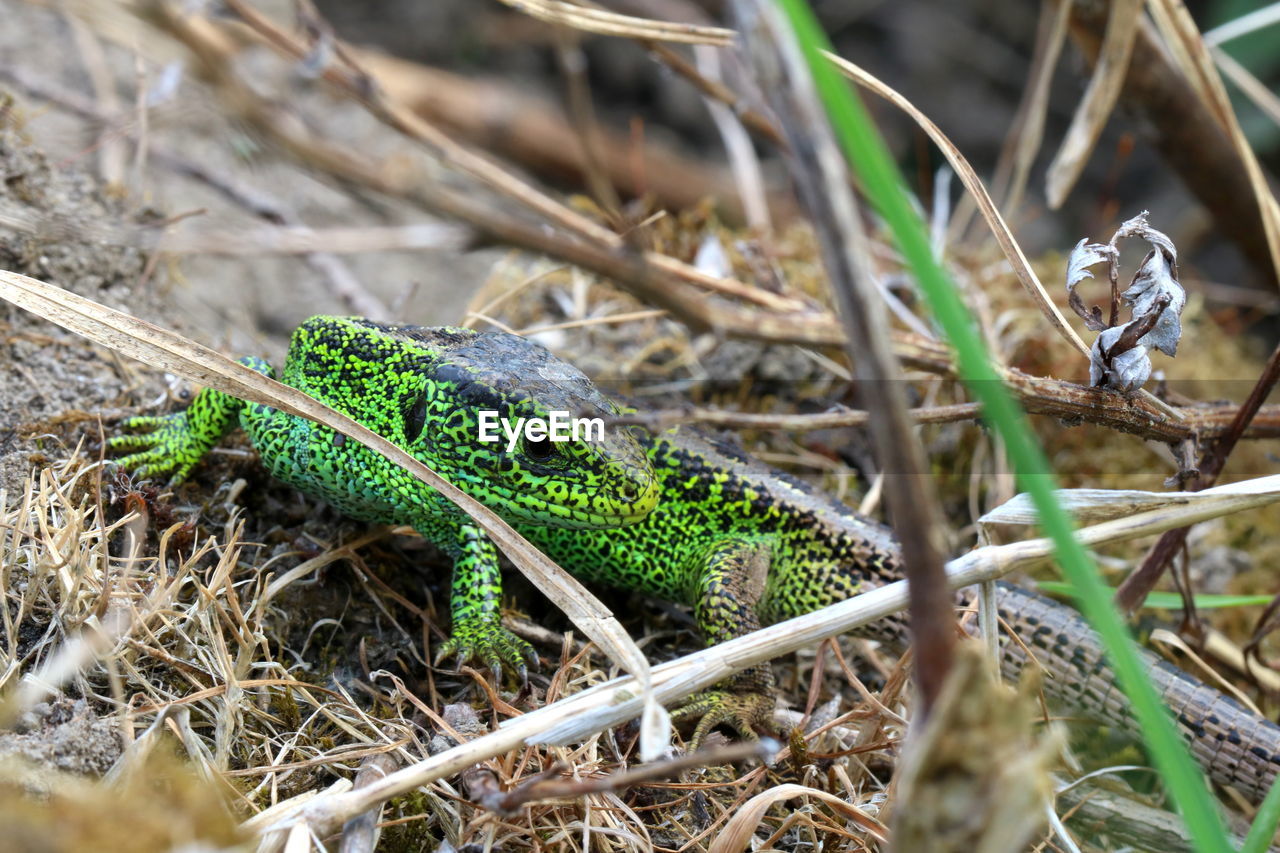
[989,583,1280,803]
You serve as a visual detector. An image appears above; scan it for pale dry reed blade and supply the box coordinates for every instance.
[709,783,888,851]
[1045,0,1143,207]
[494,0,735,46]
[1211,48,1280,129]
[0,269,670,760]
[1204,2,1280,45]
[978,475,1280,528]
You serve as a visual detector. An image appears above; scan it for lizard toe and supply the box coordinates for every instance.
[433,635,472,669]
[108,411,209,484]
[105,433,159,452]
[114,448,174,479]
[436,620,536,684]
[673,690,776,749]
[120,415,167,431]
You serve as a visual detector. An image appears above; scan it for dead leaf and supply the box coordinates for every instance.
[1066,239,1114,331]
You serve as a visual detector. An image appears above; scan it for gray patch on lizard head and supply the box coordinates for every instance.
[354,320,612,411]
[446,331,620,416]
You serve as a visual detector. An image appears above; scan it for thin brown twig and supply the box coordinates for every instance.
[1000,368,1280,442]
[1114,339,1280,613]
[493,0,736,46]
[472,740,772,817]
[552,31,625,228]
[241,0,613,245]
[644,40,785,147]
[613,402,982,432]
[577,0,785,146]
[733,0,954,712]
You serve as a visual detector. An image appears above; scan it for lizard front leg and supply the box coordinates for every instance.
[109,356,274,483]
[434,523,538,682]
[671,537,777,746]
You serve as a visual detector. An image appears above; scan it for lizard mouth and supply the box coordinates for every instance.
[525,493,657,528]
[472,479,658,528]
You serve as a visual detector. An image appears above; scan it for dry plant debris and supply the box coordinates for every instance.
[0,444,903,853]
[889,644,1061,853]
[0,748,244,853]
[1067,212,1187,393]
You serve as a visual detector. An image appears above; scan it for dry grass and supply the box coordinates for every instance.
[0,448,907,852]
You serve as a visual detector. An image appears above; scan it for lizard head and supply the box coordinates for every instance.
[393,326,659,528]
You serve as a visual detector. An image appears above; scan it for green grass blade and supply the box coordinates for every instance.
[1240,773,1280,853]
[1037,582,1275,610]
[773,2,1230,848]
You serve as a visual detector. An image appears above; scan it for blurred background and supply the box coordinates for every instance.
[2,0,1279,358]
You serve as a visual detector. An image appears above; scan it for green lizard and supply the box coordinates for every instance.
[110,315,1280,803]
[109,315,658,677]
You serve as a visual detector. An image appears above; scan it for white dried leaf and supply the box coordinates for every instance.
[1112,210,1176,259]
[1066,239,1113,331]
[1090,323,1151,393]
[1122,247,1185,356]
[1071,212,1183,386]
[1066,239,1113,289]
[1111,211,1184,355]
[1111,210,1150,240]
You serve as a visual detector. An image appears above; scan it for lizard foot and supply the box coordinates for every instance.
[107,413,210,484]
[435,618,538,684]
[671,690,776,748]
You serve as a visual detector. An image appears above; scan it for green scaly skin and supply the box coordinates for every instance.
[520,429,893,742]
[110,316,658,679]
[110,315,1280,802]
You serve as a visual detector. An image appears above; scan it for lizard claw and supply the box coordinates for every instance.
[435,618,537,684]
[107,412,206,484]
[671,690,776,748]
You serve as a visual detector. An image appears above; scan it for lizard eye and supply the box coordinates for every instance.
[523,435,558,462]
[403,395,427,443]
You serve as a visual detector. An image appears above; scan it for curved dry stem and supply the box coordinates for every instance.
[824,51,1090,361]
